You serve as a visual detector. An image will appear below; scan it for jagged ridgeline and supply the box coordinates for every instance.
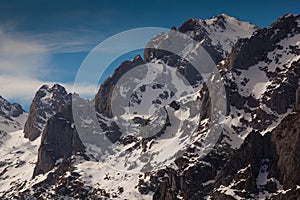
[0,14,299,199]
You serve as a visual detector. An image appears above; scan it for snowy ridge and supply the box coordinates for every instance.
[205,14,257,54]
[183,14,257,57]
[0,96,27,133]
[0,130,40,196]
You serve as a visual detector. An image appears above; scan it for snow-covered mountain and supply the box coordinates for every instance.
[144,14,258,64]
[0,14,300,199]
[0,96,27,134]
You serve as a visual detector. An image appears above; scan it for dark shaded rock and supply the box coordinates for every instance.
[251,108,277,131]
[265,59,300,114]
[270,113,300,188]
[132,117,150,126]
[119,135,138,145]
[247,95,259,108]
[169,100,180,111]
[33,104,85,177]
[230,92,246,110]
[199,84,211,120]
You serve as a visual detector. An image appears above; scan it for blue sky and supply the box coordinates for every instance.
[0,0,299,110]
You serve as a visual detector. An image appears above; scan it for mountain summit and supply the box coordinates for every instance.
[23,84,71,141]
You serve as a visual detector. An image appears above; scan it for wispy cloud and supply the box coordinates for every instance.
[0,25,99,107]
[0,26,50,77]
[28,30,102,53]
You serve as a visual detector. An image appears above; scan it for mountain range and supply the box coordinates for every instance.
[0,13,300,199]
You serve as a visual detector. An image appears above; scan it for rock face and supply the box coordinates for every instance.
[270,113,300,188]
[0,96,27,133]
[294,83,300,111]
[24,84,71,141]
[33,103,85,176]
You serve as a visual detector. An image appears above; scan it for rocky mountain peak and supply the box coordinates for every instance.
[0,96,24,118]
[148,14,258,64]
[0,96,27,133]
[270,13,300,28]
[38,84,68,99]
[24,84,71,141]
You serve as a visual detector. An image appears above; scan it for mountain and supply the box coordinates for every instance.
[145,14,258,64]
[0,96,27,134]
[23,84,71,141]
[0,14,299,199]
[145,13,300,199]
[96,14,257,125]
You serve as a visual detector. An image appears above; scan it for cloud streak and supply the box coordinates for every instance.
[0,26,50,77]
[0,25,99,107]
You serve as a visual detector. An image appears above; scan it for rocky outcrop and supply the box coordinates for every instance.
[223,14,300,115]
[33,104,85,177]
[24,84,71,141]
[0,96,24,118]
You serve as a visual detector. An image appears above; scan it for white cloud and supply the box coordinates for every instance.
[0,25,51,107]
[0,75,49,104]
[0,27,50,77]
[0,25,99,108]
